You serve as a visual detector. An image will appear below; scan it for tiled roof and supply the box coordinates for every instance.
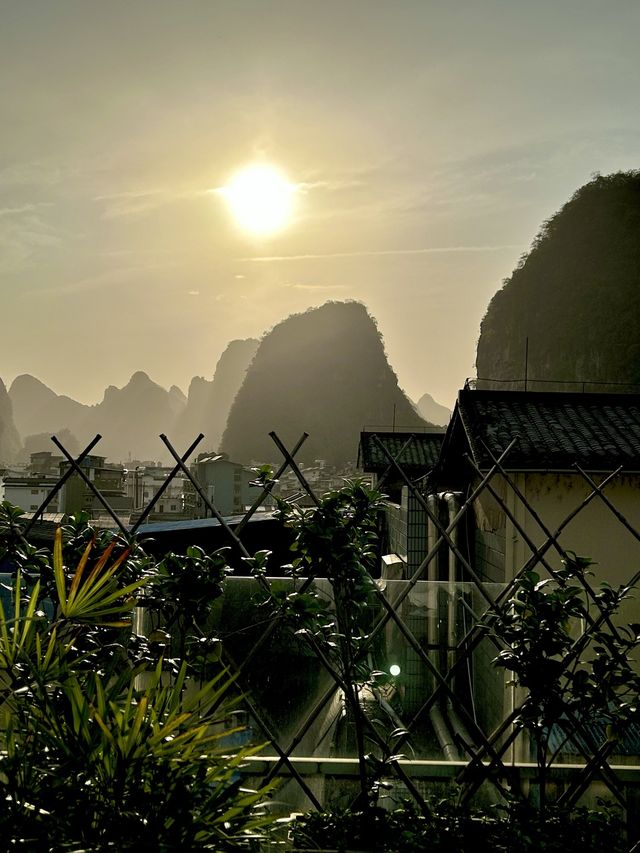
[359,431,444,474]
[456,389,640,471]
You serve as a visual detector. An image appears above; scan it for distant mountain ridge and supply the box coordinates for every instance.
[415,393,451,427]
[172,338,259,452]
[10,374,89,440]
[6,338,259,463]
[221,301,431,467]
[0,379,20,465]
[4,304,443,468]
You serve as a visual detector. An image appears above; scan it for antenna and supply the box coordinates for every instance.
[524,337,529,391]
[392,404,396,431]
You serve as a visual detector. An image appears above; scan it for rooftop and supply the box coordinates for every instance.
[450,389,640,472]
[358,431,444,474]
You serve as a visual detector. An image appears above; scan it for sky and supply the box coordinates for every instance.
[2,0,640,409]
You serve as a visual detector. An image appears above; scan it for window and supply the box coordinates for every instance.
[31,489,39,495]
[30,504,38,510]
[170,504,176,511]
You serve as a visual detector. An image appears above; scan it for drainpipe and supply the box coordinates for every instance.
[430,704,459,762]
[441,492,460,677]
[426,494,439,694]
[439,492,478,757]
[447,706,476,754]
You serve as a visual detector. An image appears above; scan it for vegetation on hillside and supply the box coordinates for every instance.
[476,171,640,389]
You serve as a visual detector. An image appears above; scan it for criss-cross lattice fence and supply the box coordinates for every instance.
[8,429,640,846]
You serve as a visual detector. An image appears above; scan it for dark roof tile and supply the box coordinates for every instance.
[456,390,640,471]
[359,431,444,474]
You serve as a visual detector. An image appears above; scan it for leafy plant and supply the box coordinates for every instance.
[289,798,626,853]
[0,519,275,850]
[489,552,640,813]
[142,544,231,674]
[253,480,386,814]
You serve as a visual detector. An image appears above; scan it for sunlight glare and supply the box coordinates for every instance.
[218,164,297,237]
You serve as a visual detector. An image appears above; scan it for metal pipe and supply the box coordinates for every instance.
[442,492,461,677]
[430,705,459,762]
[426,494,439,693]
[446,705,476,754]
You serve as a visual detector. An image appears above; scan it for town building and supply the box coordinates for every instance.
[358,430,444,575]
[188,453,269,518]
[125,464,191,523]
[58,454,132,518]
[435,388,640,588]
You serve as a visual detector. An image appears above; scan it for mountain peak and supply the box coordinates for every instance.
[221,301,428,466]
[128,370,153,387]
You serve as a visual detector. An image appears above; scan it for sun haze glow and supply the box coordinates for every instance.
[218,164,297,237]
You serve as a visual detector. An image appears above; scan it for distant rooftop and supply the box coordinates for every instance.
[358,431,444,474]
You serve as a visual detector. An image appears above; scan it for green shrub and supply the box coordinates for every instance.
[0,517,275,850]
[289,799,626,852]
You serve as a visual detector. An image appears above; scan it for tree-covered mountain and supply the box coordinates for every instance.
[172,338,259,452]
[221,301,430,467]
[476,172,640,390]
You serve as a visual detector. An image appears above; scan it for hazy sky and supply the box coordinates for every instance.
[2,1,640,408]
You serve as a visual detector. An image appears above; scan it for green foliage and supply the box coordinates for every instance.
[142,545,231,671]
[275,479,383,657]
[289,799,626,853]
[254,480,387,810]
[491,553,640,730]
[477,171,640,387]
[488,552,640,812]
[0,511,275,850]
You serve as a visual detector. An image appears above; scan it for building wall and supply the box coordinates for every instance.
[3,479,59,512]
[471,470,640,757]
[507,473,640,587]
[385,499,407,566]
[474,472,640,587]
[192,459,258,517]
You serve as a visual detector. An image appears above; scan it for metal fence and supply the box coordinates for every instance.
[8,429,640,843]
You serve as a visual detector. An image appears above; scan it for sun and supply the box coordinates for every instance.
[217,163,297,237]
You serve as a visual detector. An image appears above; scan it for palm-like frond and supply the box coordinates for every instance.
[53,527,147,625]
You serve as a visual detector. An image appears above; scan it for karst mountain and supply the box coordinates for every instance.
[221,301,431,467]
[0,379,21,466]
[476,171,640,390]
[4,303,439,468]
[172,338,259,453]
[5,338,259,464]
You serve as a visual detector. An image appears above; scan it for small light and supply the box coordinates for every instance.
[389,664,401,677]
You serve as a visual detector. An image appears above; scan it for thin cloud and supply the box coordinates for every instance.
[95,187,204,219]
[33,263,168,297]
[0,207,63,273]
[0,202,53,218]
[287,283,347,291]
[0,160,66,189]
[243,244,520,262]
